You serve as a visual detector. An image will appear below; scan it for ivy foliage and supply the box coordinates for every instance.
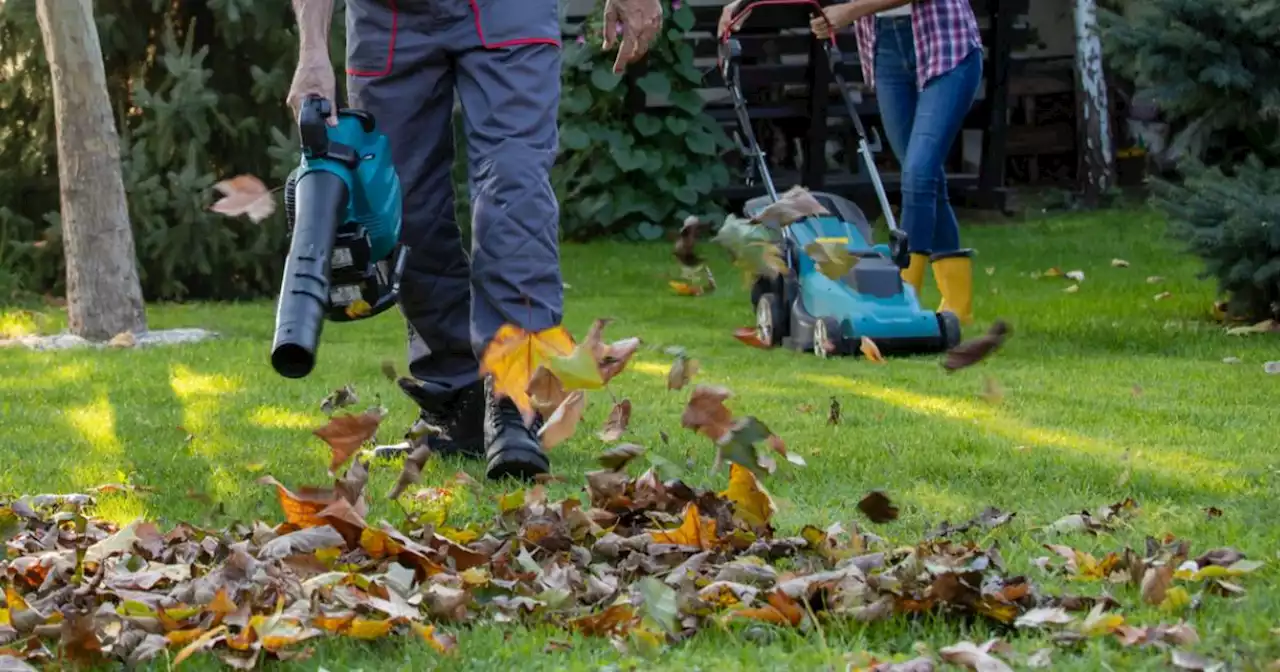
[553,0,737,242]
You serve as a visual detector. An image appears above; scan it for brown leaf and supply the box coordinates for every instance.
[313,407,385,475]
[733,326,771,349]
[388,444,432,501]
[858,491,899,524]
[1141,564,1174,605]
[669,280,705,296]
[597,399,632,442]
[598,443,645,471]
[674,215,703,267]
[258,477,339,528]
[538,391,587,450]
[211,175,275,222]
[942,320,1011,373]
[827,397,841,425]
[750,185,830,227]
[939,639,1013,672]
[667,355,699,390]
[681,385,735,442]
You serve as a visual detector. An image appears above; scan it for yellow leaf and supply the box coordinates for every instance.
[721,464,776,529]
[412,622,458,654]
[479,324,576,423]
[172,624,227,666]
[859,336,885,363]
[499,490,525,513]
[460,567,491,587]
[546,345,606,391]
[347,617,397,640]
[651,503,716,550]
[360,528,404,558]
[1160,586,1191,612]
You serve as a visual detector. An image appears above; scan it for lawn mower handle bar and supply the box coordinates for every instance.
[718,0,905,243]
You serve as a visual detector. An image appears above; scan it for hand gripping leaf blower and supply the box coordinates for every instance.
[270,95,406,378]
[719,0,963,358]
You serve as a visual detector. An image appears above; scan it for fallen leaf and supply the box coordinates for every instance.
[858,491,899,524]
[1015,607,1073,628]
[1225,319,1278,335]
[942,320,1011,373]
[388,444,432,500]
[480,324,576,424]
[314,407,385,474]
[1111,259,1129,268]
[751,185,830,227]
[733,326,770,349]
[804,241,855,280]
[597,400,632,442]
[681,385,735,442]
[651,503,716,550]
[669,280,705,296]
[860,336,885,363]
[107,331,136,348]
[1147,275,1164,283]
[1025,648,1053,668]
[1064,284,1080,293]
[1154,291,1172,301]
[211,175,275,222]
[1171,649,1224,671]
[538,391,587,450]
[939,639,1013,672]
[1066,270,1085,282]
[722,463,776,530]
[674,216,703,267]
[598,443,645,471]
[667,355,699,390]
[827,397,841,425]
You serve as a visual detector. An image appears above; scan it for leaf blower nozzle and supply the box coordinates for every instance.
[268,95,405,379]
[270,171,349,378]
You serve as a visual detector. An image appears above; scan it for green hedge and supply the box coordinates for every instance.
[0,0,734,302]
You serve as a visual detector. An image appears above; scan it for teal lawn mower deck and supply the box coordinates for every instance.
[720,0,963,358]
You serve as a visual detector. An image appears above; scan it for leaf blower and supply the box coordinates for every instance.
[270,95,406,379]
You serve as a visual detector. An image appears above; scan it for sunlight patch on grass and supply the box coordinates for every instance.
[64,393,124,490]
[51,362,90,383]
[0,309,48,338]
[803,374,1242,491]
[897,481,982,519]
[170,364,239,458]
[90,497,150,527]
[249,405,317,430]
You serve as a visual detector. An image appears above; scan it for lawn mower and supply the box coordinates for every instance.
[719,0,962,357]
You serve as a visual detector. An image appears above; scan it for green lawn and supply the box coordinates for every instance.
[2,206,1278,670]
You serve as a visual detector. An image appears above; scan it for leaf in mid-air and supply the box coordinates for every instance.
[480,324,576,424]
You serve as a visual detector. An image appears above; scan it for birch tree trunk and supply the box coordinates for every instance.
[1074,0,1115,206]
[36,0,147,340]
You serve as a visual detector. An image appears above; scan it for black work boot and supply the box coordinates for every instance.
[385,378,486,459]
[483,377,550,481]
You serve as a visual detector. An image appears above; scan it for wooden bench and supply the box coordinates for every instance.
[563,0,1037,216]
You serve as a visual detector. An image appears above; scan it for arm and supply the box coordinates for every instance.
[293,0,335,57]
[813,0,913,37]
[286,0,338,122]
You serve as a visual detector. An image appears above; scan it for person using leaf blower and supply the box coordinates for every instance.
[721,0,983,325]
[285,0,663,482]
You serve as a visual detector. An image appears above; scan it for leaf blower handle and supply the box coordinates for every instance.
[299,94,332,158]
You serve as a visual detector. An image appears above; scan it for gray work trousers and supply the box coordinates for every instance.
[346,0,564,397]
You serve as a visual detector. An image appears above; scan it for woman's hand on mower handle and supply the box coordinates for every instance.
[718,0,745,38]
[810,3,858,40]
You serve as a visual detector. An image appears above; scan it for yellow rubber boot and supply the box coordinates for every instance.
[900,253,929,297]
[932,253,974,325]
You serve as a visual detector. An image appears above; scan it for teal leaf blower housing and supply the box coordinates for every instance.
[271,95,406,379]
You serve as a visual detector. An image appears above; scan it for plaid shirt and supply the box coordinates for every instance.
[852,0,984,91]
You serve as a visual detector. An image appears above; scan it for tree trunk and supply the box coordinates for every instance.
[36,0,147,340]
[1073,0,1115,207]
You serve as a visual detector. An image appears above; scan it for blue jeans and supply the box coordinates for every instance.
[873,16,982,255]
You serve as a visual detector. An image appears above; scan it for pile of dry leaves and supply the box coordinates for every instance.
[0,318,1266,670]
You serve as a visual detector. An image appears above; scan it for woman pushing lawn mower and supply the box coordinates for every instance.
[720,0,984,326]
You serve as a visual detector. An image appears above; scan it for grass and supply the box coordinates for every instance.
[2,205,1279,670]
